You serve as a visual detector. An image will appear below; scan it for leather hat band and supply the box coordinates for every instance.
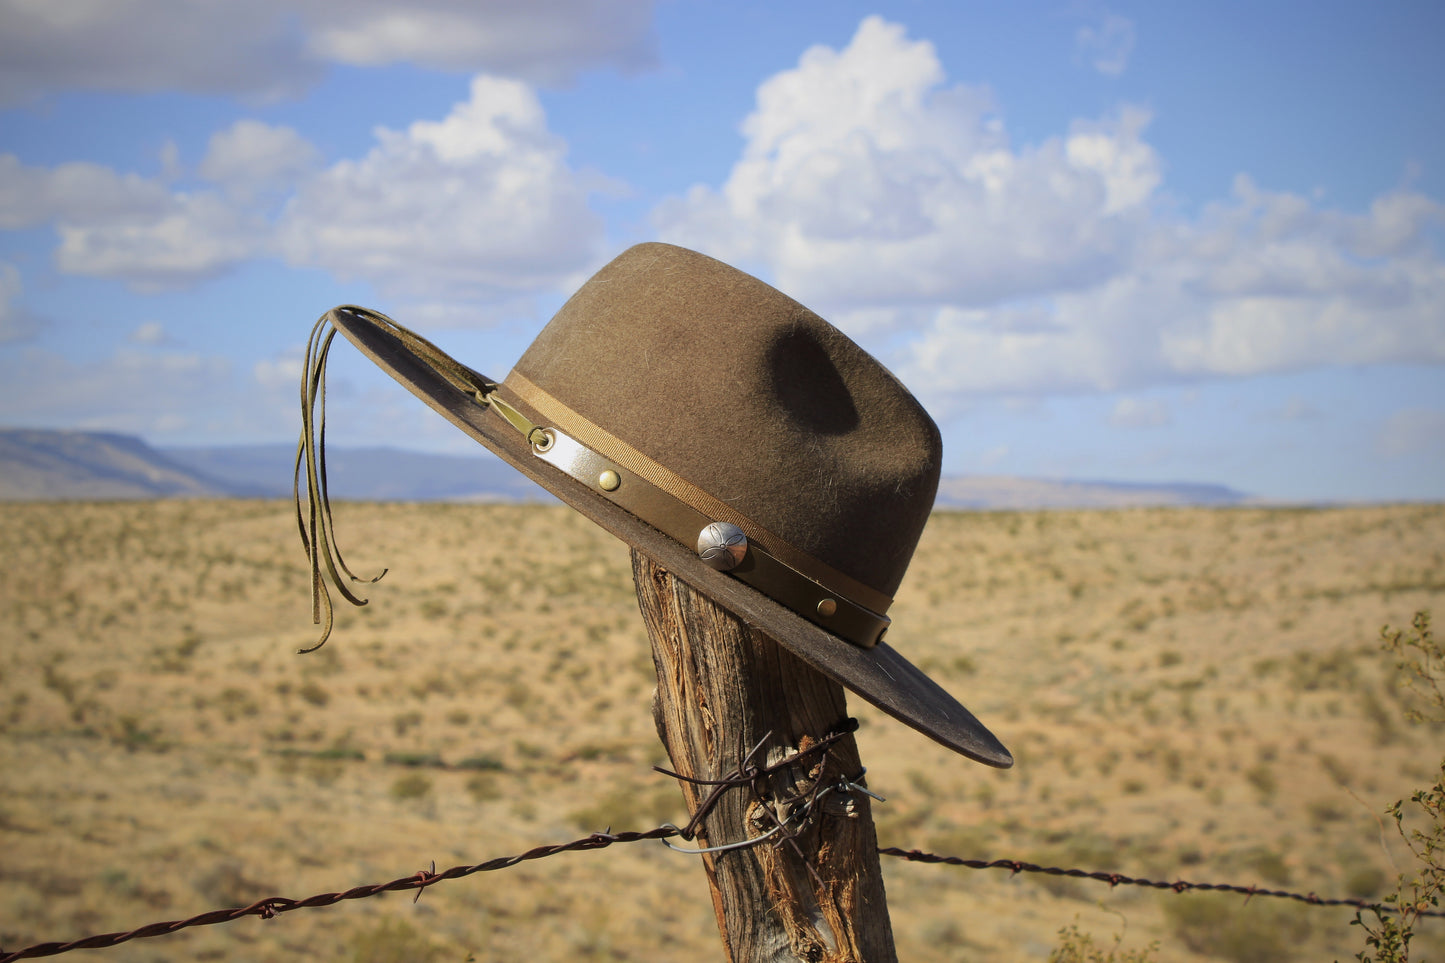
[478,381,890,648]
[505,372,895,617]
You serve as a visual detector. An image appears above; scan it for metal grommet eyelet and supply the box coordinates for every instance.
[530,428,555,453]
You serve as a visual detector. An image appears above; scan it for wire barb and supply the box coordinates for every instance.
[650,721,867,855]
[4,832,1440,962]
[874,847,1445,919]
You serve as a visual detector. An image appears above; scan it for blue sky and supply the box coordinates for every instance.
[1,1,1441,502]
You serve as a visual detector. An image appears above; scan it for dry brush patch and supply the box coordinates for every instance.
[1,500,1442,961]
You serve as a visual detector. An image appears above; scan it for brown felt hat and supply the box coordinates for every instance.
[299,243,1011,767]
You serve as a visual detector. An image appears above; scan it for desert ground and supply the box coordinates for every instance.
[1,499,1442,962]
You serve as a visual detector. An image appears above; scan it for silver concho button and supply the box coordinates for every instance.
[697,521,748,571]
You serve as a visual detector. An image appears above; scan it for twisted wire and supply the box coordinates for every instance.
[5,834,1441,962]
[877,848,1445,916]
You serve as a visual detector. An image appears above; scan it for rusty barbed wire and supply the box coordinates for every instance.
[3,718,1439,961]
[3,836,1440,962]
[0,827,681,962]
[876,847,1445,918]
[0,724,857,963]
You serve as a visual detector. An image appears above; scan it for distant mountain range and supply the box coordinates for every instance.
[0,428,1251,509]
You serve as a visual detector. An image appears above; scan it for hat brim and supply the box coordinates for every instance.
[331,310,1012,768]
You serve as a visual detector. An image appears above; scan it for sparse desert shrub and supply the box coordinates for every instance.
[1288,647,1360,692]
[1384,611,1444,724]
[192,862,277,908]
[297,680,330,707]
[389,772,433,800]
[349,916,444,963]
[176,626,203,659]
[1307,797,1349,825]
[114,715,161,752]
[1244,764,1277,800]
[1360,688,1400,746]
[465,772,502,802]
[1345,863,1388,899]
[383,751,444,768]
[1031,832,1128,900]
[304,758,345,786]
[1162,748,1183,782]
[312,745,365,761]
[925,824,993,857]
[569,781,680,832]
[217,686,258,721]
[1050,922,1158,963]
[1241,847,1291,886]
[1163,893,1311,963]
[41,661,78,704]
[1353,611,1444,963]
[455,754,505,771]
[1318,752,1352,787]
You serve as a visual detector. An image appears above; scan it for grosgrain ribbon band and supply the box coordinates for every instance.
[505,372,895,618]
[299,305,891,650]
[521,424,889,647]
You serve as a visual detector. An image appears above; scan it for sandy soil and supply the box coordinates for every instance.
[1,499,1442,961]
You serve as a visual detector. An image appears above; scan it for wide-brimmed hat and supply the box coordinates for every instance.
[297,243,1011,767]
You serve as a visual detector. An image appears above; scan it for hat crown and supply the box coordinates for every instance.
[510,243,940,597]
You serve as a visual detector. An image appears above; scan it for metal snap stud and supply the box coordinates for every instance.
[697,521,748,571]
[816,598,838,617]
[598,469,621,492]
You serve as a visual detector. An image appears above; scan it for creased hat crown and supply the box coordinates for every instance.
[300,243,1013,764]
[507,243,941,599]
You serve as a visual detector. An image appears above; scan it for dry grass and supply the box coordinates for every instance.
[1,499,1443,961]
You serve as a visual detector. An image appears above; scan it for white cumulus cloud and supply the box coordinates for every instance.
[1109,397,1171,428]
[54,191,272,289]
[654,16,1445,405]
[0,154,173,229]
[656,16,1162,316]
[1075,13,1136,77]
[0,0,656,104]
[0,81,607,309]
[127,321,169,345]
[0,149,274,288]
[199,120,323,200]
[277,74,608,312]
[308,0,657,83]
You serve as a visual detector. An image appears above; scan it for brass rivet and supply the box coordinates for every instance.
[598,469,621,492]
[816,598,838,617]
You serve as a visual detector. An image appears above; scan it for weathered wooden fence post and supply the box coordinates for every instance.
[307,243,1011,959]
[634,551,897,963]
